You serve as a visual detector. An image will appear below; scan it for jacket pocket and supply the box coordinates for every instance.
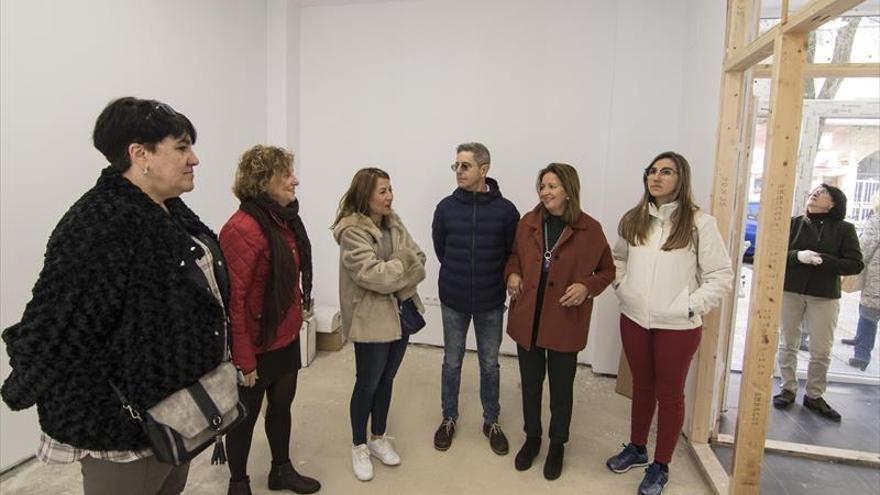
[350,291,397,341]
[614,278,639,313]
[654,287,690,324]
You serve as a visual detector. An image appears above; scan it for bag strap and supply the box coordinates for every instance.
[186,381,225,431]
[692,225,702,286]
[109,381,142,422]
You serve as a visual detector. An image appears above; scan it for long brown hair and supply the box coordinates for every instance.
[618,151,698,250]
[332,167,391,228]
[537,163,581,226]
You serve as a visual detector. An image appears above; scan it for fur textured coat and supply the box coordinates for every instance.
[1,167,228,451]
[333,212,426,343]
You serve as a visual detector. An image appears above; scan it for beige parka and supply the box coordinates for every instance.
[333,212,426,343]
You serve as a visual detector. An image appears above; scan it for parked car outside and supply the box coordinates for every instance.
[743,201,759,261]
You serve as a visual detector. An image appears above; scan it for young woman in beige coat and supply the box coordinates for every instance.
[332,167,426,482]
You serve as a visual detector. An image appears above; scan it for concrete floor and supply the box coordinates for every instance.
[0,344,711,495]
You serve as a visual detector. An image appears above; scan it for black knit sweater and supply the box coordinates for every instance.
[1,167,227,451]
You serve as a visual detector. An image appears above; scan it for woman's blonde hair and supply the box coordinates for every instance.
[232,145,294,201]
[618,151,698,250]
[332,167,390,228]
[537,163,582,226]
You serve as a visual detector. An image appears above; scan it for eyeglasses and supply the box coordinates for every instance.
[450,161,486,172]
[145,102,177,121]
[644,166,678,178]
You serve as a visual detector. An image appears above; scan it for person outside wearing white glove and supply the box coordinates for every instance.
[773,184,863,421]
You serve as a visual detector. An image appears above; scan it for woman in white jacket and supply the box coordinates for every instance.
[332,167,426,482]
[605,152,732,495]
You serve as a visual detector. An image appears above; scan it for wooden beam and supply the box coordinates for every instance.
[782,0,868,35]
[724,0,869,73]
[692,69,746,443]
[725,25,777,73]
[688,440,730,495]
[716,434,880,468]
[691,0,754,445]
[730,30,809,495]
[752,62,880,78]
[713,95,759,441]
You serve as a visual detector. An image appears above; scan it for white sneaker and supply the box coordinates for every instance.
[367,435,401,466]
[352,444,374,481]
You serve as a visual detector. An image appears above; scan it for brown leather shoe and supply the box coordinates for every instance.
[268,461,321,494]
[228,477,253,495]
[433,418,456,451]
[482,422,509,455]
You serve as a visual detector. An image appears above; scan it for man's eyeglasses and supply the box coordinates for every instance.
[644,166,678,178]
[450,161,486,172]
[146,102,177,121]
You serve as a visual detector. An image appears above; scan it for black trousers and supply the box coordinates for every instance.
[516,343,578,444]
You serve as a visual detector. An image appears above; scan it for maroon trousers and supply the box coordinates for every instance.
[620,315,702,464]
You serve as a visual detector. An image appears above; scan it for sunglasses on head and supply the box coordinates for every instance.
[145,102,177,121]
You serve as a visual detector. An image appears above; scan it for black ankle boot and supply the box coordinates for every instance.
[228,476,253,495]
[514,437,541,471]
[543,443,564,480]
[268,461,321,494]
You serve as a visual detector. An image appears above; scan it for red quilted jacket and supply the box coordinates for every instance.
[219,209,303,373]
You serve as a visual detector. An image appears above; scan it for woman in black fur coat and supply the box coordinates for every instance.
[1,97,229,495]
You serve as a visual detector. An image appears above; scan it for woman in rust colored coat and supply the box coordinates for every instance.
[505,163,615,480]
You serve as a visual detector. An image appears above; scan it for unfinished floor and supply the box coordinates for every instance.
[0,344,711,494]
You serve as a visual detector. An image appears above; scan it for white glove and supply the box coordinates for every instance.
[797,250,823,265]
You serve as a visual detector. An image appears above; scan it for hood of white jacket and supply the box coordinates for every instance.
[649,201,679,222]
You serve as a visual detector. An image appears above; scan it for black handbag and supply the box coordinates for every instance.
[399,298,426,336]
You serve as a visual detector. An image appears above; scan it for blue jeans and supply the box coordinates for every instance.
[854,304,880,363]
[440,304,504,423]
[350,336,409,445]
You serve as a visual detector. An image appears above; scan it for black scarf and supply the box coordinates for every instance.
[239,197,313,349]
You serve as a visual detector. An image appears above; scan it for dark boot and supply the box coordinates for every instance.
[228,477,253,495]
[514,437,541,471]
[543,443,564,480]
[268,461,321,494]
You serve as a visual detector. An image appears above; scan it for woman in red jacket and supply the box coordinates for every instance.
[220,145,320,495]
[505,163,615,480]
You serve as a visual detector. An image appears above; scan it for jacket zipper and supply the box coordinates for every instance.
[471,194,477,313]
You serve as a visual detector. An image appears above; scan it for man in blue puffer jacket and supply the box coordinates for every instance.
[431,142,520,456]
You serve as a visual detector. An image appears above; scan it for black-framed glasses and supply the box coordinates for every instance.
[145,102,177,121]
[644,166,678,178]
[451,161,486,172]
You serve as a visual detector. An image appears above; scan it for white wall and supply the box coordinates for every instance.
[0,0,269,470]
[0,0,726,470]
[296,0,725,376]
